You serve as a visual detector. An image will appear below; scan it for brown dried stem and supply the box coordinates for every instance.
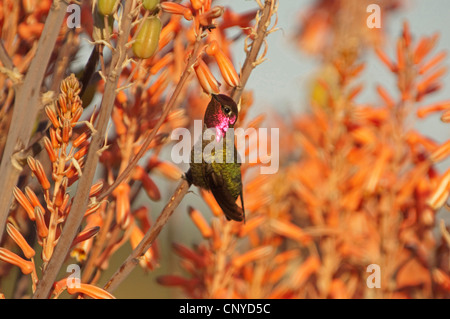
[231,0,275,102]
[49,30,78,94]
[103,0,277,293]
[0,40,14,71]
[32,0,136,299]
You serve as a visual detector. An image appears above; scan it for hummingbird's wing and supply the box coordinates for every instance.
[236,152,246,223]
[204,163,245,222]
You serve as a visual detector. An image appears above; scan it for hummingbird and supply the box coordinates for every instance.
[186,94,245,222]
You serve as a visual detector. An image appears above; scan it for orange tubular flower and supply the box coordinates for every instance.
[366,148,391,192]
[188,207,213,239]
[49,127,60,149]
[270,219,312,245]
[66,283,116,299]
[111,107,127,136]
[45,105,60,128]
[292,256,321,287]
[27,157,50,190]
[172,242,205,268]
[130,224,156,270]
[417,67,447,93]
[417,101,450,119]
[158,15,181,50]
[238,215,265,237]
[198,6,224,27]
[71,226,100,248]
[414,34,439,65]
[232,246,273,269]
[58,94,68,114]
[190,0,204,10]
[206,40,240,88]
[160,2,193,21]
[150,160,183,181]
[25,186,47,214]
[375,48,397,73]
[71,238,93,262]
[35,206,49,238]
[13,186,35,221]
[6,223,35,259]
[202,0,211,11]
[427,168,450,210]
[0,248,34,275]
[70,106,83,126]
[52,279,68,298]
[133,206,151,231]
[22,0,38,14]
[113,183,131,228]
[74,145,88,160]
[419,51,447,75]
[429,140,450,163]
[441,109,450,123]
[133,166,161,201]
[18,22,45,42]
[194,58,220,94]
[220,8,257,30]
[43,136,57,163]
[157,275,193,287]
[73,131,91,148]
[87,182,103,200]
[200,189,222,217]
[150,52,174,75]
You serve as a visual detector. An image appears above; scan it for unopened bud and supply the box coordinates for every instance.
[133,16,162,59]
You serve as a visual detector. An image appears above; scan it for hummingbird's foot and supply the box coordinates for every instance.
[183,169,193,186]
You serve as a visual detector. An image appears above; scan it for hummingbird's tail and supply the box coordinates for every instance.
[210,186,245,222]
[240,192,246,224]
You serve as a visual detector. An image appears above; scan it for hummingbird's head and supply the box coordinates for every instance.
[204,94,238,141]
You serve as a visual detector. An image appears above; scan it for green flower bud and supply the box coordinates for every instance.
[98,0,118,16]
[143,0,160,11]
[132,16,162,59]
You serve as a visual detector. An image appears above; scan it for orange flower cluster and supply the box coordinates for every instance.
[157,4,450,299]
[0,0,79,157]
[295,0,402,55]
[0,70,162,298]
[0,74,113,298]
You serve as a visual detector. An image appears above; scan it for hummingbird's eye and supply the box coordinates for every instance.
[223,106,231,114]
